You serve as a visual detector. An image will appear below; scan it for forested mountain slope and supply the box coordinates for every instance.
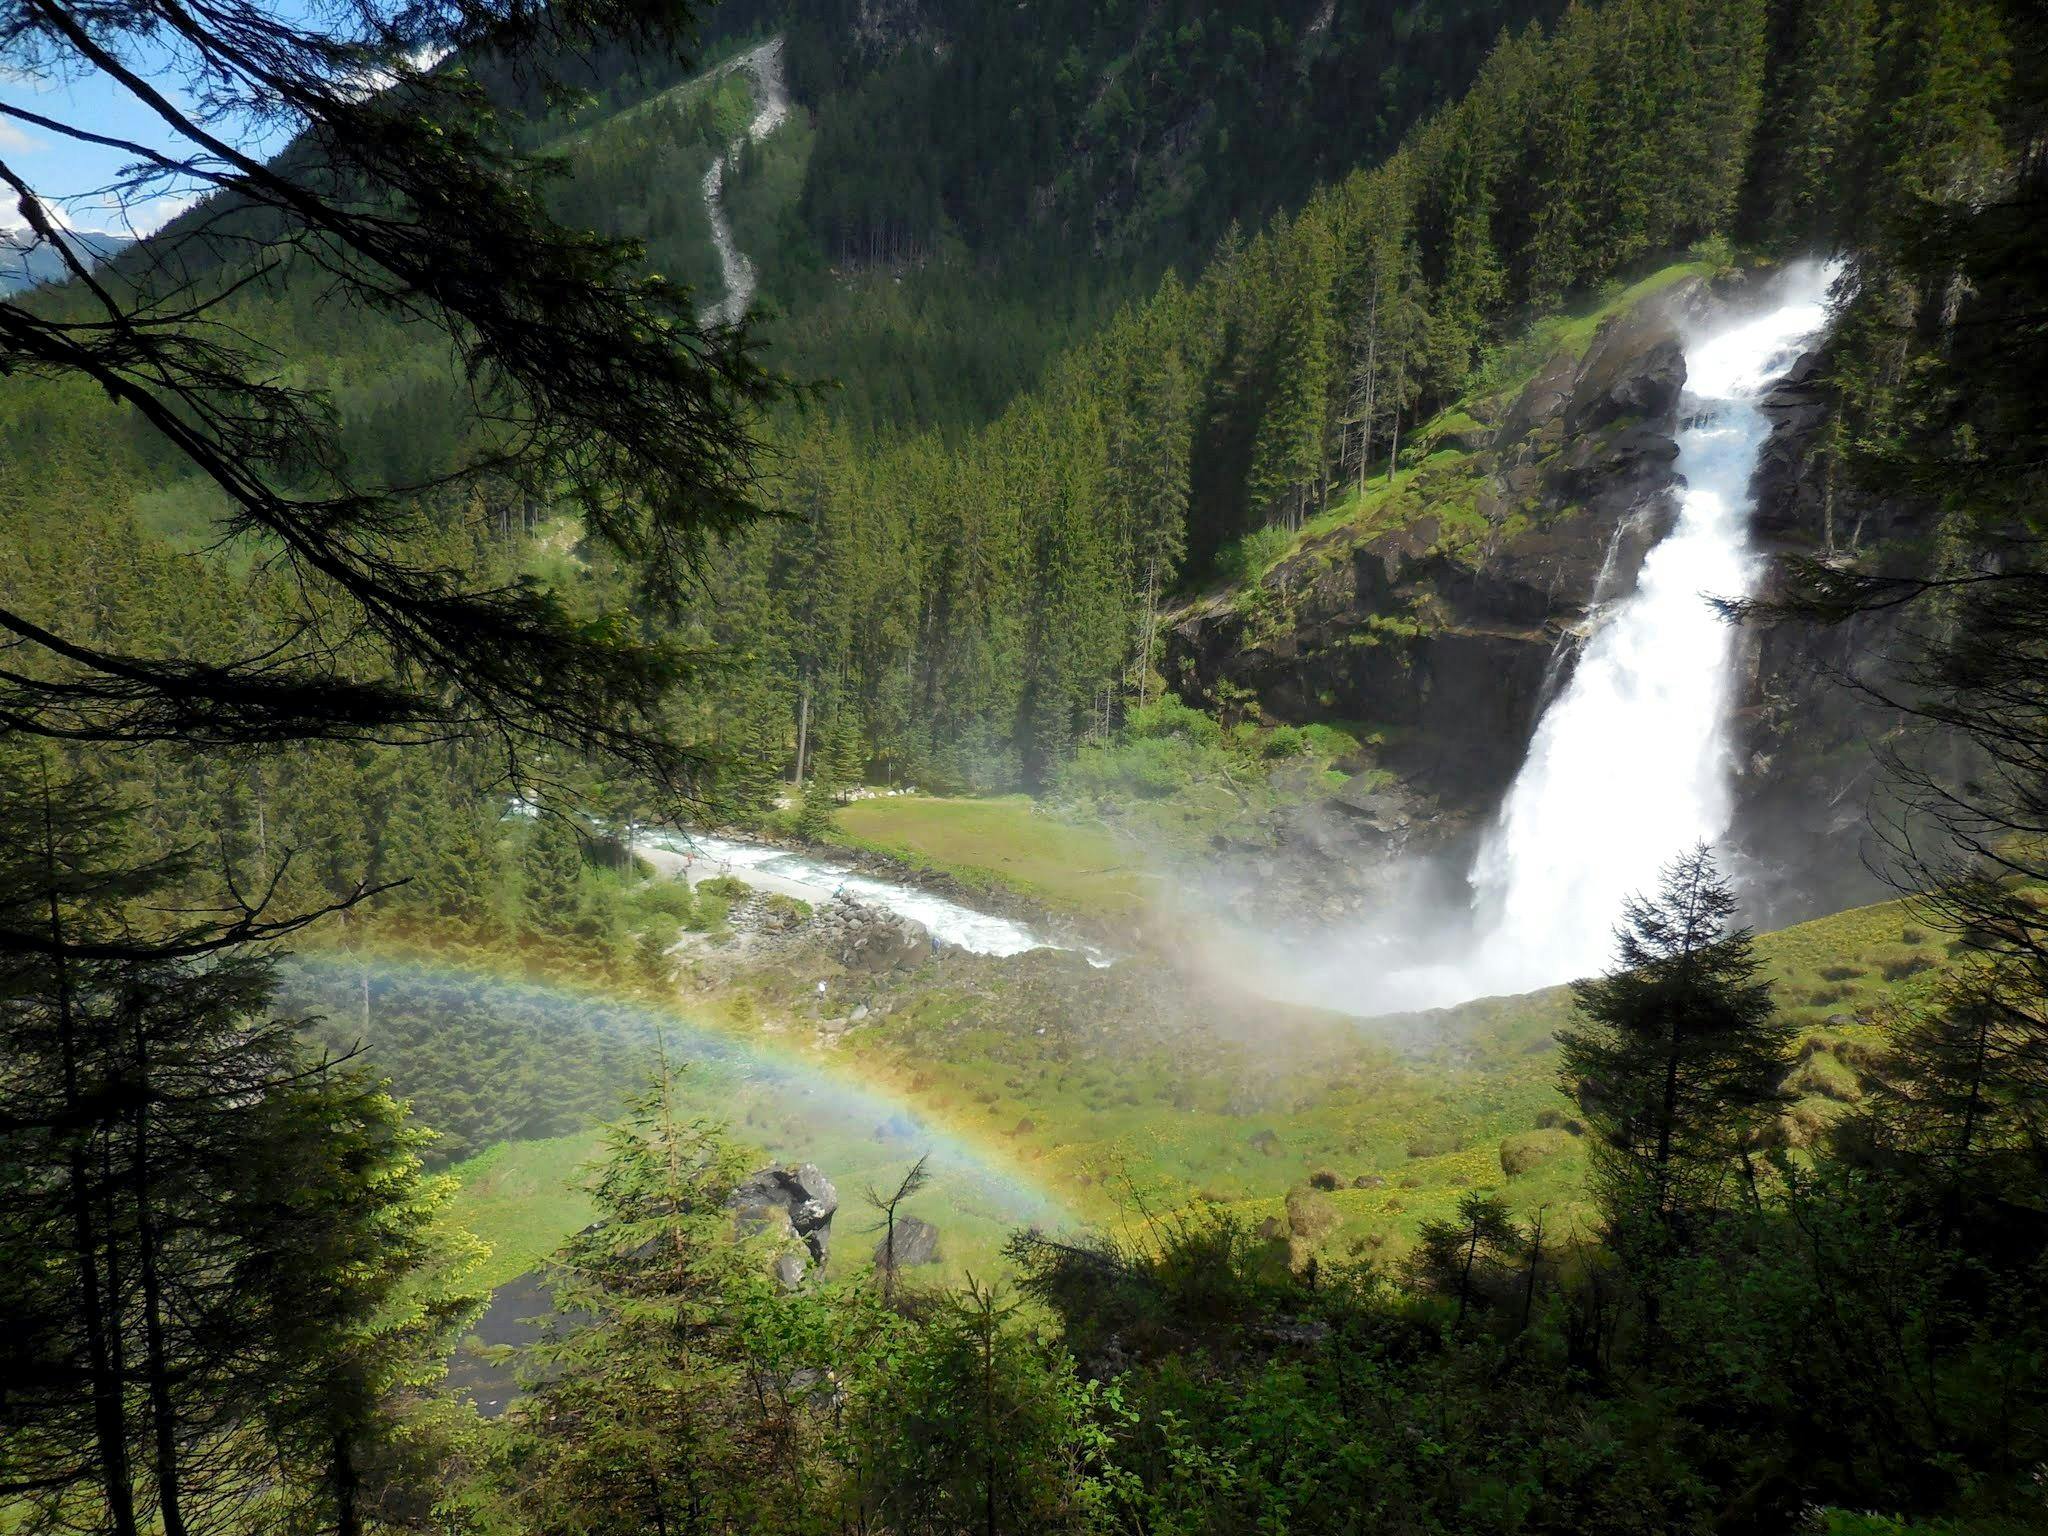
[547,0,1568,432]
[681,0,1824,797]
[0,0,2019,843]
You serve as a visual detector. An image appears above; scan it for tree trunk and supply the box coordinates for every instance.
[1360,280,1380,493]
[333,1435,362,1536]
[1519,1211,1545,1333]
[1456,1225,1480,1325]
[794,683,812,786]
[45,798,141,1536]
[129,1001,190,1536]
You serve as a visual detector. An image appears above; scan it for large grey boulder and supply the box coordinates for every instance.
[874,1215,941,1271]
[731,1163,840,1265]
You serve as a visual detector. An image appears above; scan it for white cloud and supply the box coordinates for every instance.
[0,186,196,241]
[0,119,47,154]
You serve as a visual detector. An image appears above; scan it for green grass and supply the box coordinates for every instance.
[446,1081,1045,1291]
[445,1133,603,1290]
[442,874,1966,1293]
[830,793,1155,917]
[1523,260,1712,364]
[709,885,1962,1261]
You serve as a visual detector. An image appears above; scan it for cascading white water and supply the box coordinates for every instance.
[699,37,791,327]
[1429,262,1839,1002]
[633,828,1113,963]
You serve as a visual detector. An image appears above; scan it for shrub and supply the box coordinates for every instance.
[633,879,697,922]
[1881,955,1934,983]
[1819,964,1865,982]
[1285,1185,1340,1245]
[699,875,752,902]
[1308,1169,1340,1191]
[1784,1052,1863,1104]
[1216,522,1294,586]
[1301,721,1367,758]
[1261,725,1309,759]
[1125,696,1223,745]
[1688,232,1735,272]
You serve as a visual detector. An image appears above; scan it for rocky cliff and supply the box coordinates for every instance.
[1166,268,1928,928]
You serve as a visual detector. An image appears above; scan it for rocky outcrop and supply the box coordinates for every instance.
[1165,268,1934,930]
[826,898,934,975]
[1725,333,1937,923]
[731,1163,840,1281]
[1169,281,1702,820]
[1161,283,1704,927]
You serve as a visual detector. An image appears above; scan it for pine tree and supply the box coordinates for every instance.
[1247,220,1338,529]
[0,752,479,1532]
[522,813,589,943]
[1409,1193,1526,1325]
[1559,847,1794,1275]
[505,1067,789,1536]
[1875,958,2048,1230]
[1422,140,1505,401]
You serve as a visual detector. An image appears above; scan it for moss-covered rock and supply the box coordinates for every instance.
[1784,1050,1863,1104]
[1499,1128,1574,1178]
[1285,1185,1340,1244]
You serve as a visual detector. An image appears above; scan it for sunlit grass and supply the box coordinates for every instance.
[830,793,1156,917]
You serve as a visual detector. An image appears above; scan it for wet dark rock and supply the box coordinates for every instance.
[1728,335,1939,924]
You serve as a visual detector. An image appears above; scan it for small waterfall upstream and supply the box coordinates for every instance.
[699,37,790,326]
[1374,263,1840,1011]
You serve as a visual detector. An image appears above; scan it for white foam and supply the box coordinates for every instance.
[640,829,1102,961]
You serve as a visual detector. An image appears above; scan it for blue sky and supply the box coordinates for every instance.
[0,3,356,237]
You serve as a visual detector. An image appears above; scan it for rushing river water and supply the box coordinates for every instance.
[634,828,1099,960]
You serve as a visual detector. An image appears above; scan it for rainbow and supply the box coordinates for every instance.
[283,946,1075,1230]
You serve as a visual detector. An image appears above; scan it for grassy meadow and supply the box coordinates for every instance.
[451,772,1960,1292]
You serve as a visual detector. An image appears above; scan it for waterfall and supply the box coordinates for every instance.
[699,37,791,327]
[1439,262,1839,1001]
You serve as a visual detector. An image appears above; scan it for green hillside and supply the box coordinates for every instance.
[434,874,1956,1305]
[6,0,2047,1530]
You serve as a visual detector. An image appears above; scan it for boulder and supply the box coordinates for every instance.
[840,912,932,973]
[731,1163,839,1264]
[873,1215,942,1270]
[1285,1185,1339,1243]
